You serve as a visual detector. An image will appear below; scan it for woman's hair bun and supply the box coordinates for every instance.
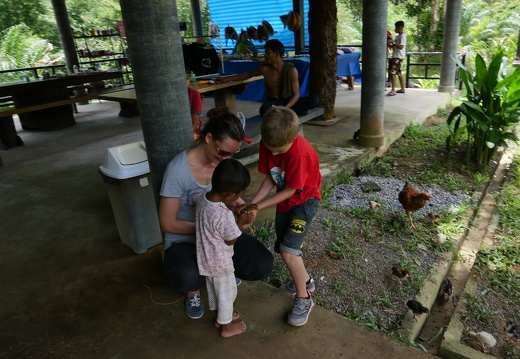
[206,105,231,120]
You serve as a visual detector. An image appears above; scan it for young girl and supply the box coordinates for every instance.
[195,159,253,337]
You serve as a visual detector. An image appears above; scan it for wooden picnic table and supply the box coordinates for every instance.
[98,75,264,116]
[0,71,123,131]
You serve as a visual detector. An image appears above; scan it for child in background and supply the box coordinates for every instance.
[233,31,258,55]
[195,158,253,337]
[185,66,203,141]
[387,21,407,96]
[250,107,322,326]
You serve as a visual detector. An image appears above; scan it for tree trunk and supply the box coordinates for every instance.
[308,0,337,120]
[429,0,440,51]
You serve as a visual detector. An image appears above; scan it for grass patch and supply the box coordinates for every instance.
[360,123,481,191]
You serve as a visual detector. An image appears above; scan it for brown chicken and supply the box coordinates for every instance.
[239,203,258,234]
[391,265,411,286]
[398,182,431,230]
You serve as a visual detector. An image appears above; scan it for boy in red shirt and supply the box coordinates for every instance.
[250,107,321,326]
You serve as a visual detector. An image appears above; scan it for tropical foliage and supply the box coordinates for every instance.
[0,0,209,82]
[0,24,60,82]
[446,49,520,169]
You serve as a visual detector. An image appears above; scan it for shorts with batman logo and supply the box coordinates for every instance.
[274,198,320,256]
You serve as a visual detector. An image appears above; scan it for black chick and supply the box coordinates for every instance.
[439,278,453,303]
[406,299,429,322]
[504,321,520,346]
[391,265,411,286]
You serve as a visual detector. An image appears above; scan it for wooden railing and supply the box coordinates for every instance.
[0,64,68,82]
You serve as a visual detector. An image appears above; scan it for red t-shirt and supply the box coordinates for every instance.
[188,87,203,114]
[258,135,322,213]
[188,87,203,140]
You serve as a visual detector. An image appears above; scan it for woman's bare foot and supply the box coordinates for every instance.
[214,311,240,328]
[220,321,246,338]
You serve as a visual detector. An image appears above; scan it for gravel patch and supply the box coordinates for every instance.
[265,176,472,332]
[329,176,470,214]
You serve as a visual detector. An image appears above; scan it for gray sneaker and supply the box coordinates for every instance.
[280,277,315,294]
[287,292,314,326]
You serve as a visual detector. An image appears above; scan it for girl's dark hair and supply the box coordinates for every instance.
[212,158,250,193]
[199,106,245,143]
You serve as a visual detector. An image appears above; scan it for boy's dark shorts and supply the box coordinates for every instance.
[274,197,320,256]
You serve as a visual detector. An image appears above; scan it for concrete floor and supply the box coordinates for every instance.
[0,88,451,358]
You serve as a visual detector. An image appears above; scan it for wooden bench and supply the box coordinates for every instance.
[0,93,101,149]
[236,106,325,166]
[0,93,100,117]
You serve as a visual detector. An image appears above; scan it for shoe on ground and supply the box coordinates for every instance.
[235,277,241,286]
[280,276,315,294]
[287,291,314,326]
[185,293,204,319]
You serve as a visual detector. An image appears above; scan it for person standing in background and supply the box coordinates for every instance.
[185,66,203,141]
[387,21,406,96]
[233,31,258,55]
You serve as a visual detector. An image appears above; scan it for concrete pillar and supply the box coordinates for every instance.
[358,0,386,148]
[438,0,463,93]
[119,0,193,203]
[190,0,204,38]
[51,0,79,74]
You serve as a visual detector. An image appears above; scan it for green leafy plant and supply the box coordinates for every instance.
[251,220,275,245]
[460,293,494,324]
[446,49,520,169]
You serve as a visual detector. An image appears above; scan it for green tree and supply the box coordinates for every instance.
[0,1,47,33]
[460,0,520,61]
[66,0,122,36]
[0,23,58,82]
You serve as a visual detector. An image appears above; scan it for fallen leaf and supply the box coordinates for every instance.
[417,243,428,252]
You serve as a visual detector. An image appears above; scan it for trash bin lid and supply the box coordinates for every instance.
[99,140,150,179]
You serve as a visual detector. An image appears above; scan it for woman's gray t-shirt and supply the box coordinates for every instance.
[160,150,211,249]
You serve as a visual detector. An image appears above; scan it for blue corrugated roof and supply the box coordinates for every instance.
[207,0,309,50]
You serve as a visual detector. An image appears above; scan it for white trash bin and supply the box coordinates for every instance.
[99,141,162,254]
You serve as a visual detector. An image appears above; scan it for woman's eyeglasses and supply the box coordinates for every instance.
[216,142,241,157]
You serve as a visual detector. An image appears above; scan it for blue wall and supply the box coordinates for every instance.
[206,0,309,51]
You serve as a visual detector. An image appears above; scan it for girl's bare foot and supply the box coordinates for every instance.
[220,321,246,338]
[214,311,240,328]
